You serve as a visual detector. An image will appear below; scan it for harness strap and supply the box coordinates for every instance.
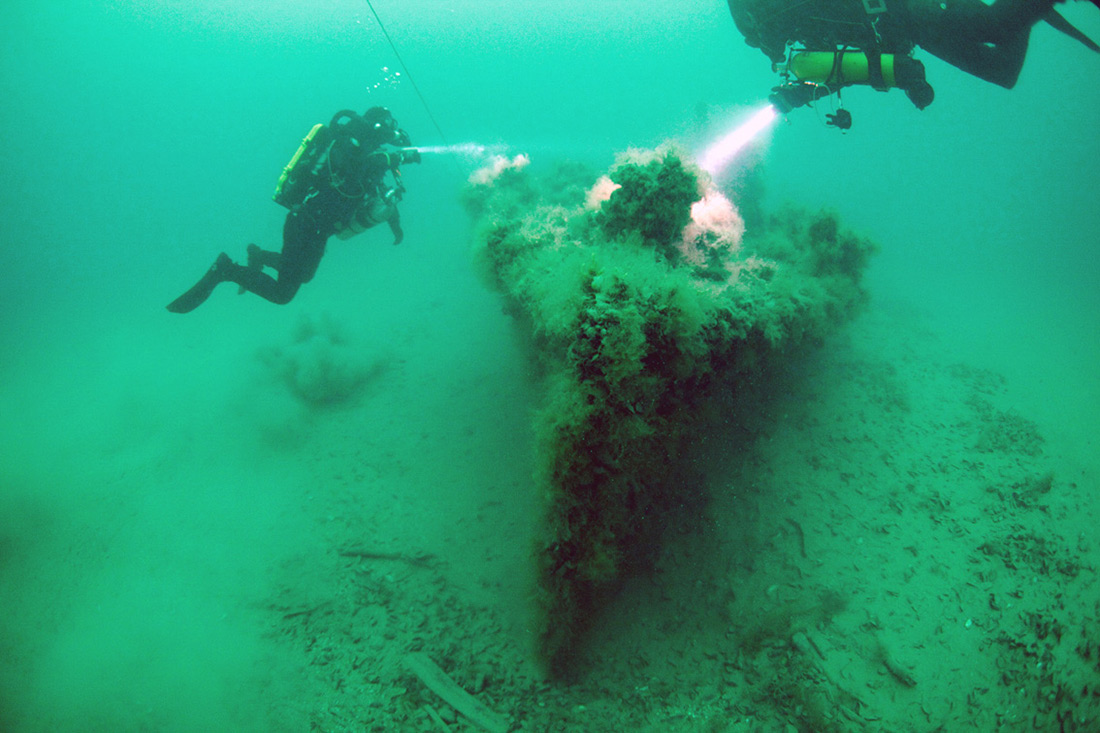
[864,49,887,91]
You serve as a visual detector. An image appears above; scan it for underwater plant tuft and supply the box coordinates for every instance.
[597,150,701,262]
[255,314,384,409]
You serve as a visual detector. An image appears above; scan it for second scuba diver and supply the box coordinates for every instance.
[726,0,1099,115]
[167,106,420,313]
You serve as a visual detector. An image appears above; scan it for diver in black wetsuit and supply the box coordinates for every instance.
[728,0,1098,110]
[167,106,420,314]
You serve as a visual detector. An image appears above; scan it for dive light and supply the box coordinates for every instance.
[768,81,821,114]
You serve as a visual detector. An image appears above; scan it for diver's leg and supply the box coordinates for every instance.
[278,212,326,286]
[231,212,325,305]
[984,0,1058,30]
[225,264,301,305]
[925,29,1030,87]
[239,243,283,295]
[910,0,1045,87]
[168,244,303,311]
[915,0,1054,33]
[165,250,299,309]
[167,209,329,312]
[246,243,282,271]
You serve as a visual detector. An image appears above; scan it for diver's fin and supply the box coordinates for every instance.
[166,253,233,313]
[1045,9,1100,52]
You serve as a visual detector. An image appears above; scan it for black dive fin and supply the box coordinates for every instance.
[1045,9,1100,53]
[166,253,232,313]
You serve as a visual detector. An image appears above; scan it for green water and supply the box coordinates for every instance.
[2,1,1098,730]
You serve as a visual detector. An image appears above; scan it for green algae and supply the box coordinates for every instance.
[463,147,877,676]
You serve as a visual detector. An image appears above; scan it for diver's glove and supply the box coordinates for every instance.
[825,109,853,130]
[894,56,934,110]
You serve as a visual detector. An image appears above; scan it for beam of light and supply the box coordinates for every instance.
[698,104,778,177]
[416,142,505,160]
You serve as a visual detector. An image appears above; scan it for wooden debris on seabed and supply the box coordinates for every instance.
[338,549,438,568]
[403,652,509,733]
[423,703,451,733]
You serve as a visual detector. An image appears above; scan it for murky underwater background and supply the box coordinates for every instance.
[2,1,1098,730]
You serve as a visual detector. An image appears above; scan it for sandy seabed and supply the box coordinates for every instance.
[243,303,1099,731]
[3,295,1097,733]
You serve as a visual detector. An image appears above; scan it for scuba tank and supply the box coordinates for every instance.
[273,124,332,209]
[782,51,896,89]
[333,188,399,240]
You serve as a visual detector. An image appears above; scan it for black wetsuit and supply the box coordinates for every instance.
[238,184,360,305]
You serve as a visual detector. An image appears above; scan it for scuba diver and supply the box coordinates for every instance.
[167,106,420,313]
[727,0,1099,117]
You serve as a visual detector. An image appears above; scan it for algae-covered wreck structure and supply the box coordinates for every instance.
[462,147,876,676]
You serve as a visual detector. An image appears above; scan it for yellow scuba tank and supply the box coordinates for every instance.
[273,123,328,209]
[787,51,896,90]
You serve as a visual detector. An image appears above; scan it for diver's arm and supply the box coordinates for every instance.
[362,149,421,174]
